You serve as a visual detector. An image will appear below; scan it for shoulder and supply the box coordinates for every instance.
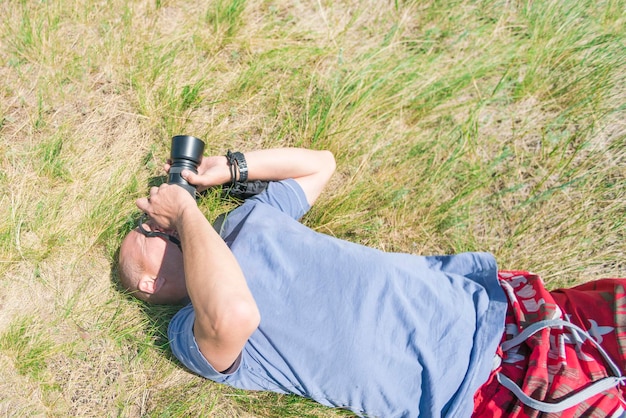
[246,179,310,220]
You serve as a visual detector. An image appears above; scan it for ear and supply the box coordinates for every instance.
[138,276,163,295]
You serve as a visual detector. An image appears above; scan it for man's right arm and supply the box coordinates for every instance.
[175,202,260,373]
[137,184,260,373]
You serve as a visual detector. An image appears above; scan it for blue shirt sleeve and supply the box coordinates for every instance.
[246,179,310,220]
[168,305,234,381]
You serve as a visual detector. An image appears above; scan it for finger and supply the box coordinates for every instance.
[137,187,158,212]
[181,170,211,192]
[181,170,198,185]
[136,197,149,212]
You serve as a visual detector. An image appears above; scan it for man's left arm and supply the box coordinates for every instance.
[173,148,336,206]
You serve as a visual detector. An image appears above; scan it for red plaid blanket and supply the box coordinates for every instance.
[473,271,626,417]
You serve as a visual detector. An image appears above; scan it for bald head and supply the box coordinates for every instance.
[118,229,150,301]
[118,226,188,305]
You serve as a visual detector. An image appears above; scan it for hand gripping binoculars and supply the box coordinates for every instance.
[168,135,205,197]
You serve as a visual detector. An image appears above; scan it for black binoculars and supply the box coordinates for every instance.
[168,135,205,197]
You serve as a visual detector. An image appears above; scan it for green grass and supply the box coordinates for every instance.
[0,0,624,416]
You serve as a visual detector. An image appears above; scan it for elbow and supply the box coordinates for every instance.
[234,299,261,336]
[192,297,260,372]
[196,297,260,343]
[216,298,260,340]
[315,150,336,189]
[321,150,336,178]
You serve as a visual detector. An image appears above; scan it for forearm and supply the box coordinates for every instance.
[244,148,333,181]
[180,147,335,204]
[207,148,330,182]
[216,148,336,204]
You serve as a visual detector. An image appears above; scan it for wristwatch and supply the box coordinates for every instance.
[226,150,248,183]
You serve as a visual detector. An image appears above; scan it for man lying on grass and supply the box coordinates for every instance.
[118,147,626,417]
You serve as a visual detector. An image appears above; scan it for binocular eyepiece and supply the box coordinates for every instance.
[168,135,205,197]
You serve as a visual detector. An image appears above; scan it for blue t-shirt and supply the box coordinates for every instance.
[168,179,507,418]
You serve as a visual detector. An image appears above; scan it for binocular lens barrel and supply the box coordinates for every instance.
[168,135,205,197]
